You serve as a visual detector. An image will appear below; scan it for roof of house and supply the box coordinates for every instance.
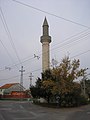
[0,83,18,89]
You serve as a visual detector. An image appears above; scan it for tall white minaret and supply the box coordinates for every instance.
[40,17,51,72]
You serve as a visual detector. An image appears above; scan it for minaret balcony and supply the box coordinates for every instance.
[40,35,51,43]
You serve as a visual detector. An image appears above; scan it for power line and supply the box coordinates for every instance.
[0,55,35,72]
[0,39,13,61]
[52,49,90,69]
[0,5,22,65]
[0,68,42,81]
[23,31,90,64]
[0,54,90,81]
[0,46,90,82]
[71,49,90,59]
[12,0,90,29]
[0,38,19,70]
[51,32,90,51]
[1,42,90,82]
[0,74,20,81]
[51,29,89,48]
[51,36,90,67]
[0,13,89,71]
[51,32,90,52]
[17,30,89,67]
[0,1,90,83]
[0,49,90,79]
[0,0,90,72]
[0,30,89,72]
[0,10,19,69]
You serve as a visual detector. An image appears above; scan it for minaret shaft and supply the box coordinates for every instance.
[43,26,49,35]
[40,17,51,72]
[42,42,50,71]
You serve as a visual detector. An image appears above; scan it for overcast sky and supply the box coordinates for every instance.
[0,0,90,89]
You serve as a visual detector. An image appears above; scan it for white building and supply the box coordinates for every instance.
[0,83,25,95]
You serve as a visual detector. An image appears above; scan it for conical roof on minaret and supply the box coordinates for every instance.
[43,17,49,26]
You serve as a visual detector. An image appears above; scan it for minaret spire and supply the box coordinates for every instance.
[40,17,52,72]
[43,17,48,26]
[43,17,49,36]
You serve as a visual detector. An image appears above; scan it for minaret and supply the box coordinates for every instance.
[40,17,51,72]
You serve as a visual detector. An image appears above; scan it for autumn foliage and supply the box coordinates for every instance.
[31,56,88,107]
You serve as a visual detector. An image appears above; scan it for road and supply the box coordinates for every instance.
[0,101,90,120]
[66,104,90,120]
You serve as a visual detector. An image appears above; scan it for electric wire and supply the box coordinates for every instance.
[51,32,90,52]
[51,33,90,55]
[0,55,35,72]
[71,49,90,59]
[1,35,89,82]
[20,29,90,63]
[0,68,42,81]
[51,29,89,48]
[0,48,90,81]
[0,30,89,72]
[0,38,19,70]
[12,0,90,29]
[0,0,89,72]
[51,35,90,57]
[0,1,90,84]
[0,12,19,70]
[0,5,22,65]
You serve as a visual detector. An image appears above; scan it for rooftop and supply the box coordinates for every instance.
[0,83,18,89]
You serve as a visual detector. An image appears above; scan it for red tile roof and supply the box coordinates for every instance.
[0,83,18,89]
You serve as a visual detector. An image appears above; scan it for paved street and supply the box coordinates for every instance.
[0,101,90,120]
[66,104,90,120]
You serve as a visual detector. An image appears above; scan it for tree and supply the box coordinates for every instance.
[30,77,46,99]
[42,79,55,103]
[42,56,87,106]
[30,77,41,98]
[31,56,88,106]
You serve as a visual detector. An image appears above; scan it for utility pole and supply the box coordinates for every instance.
[83,76,86,97]
[83,73,90,97]
[29,73,33,89]
[19,66,25,90]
